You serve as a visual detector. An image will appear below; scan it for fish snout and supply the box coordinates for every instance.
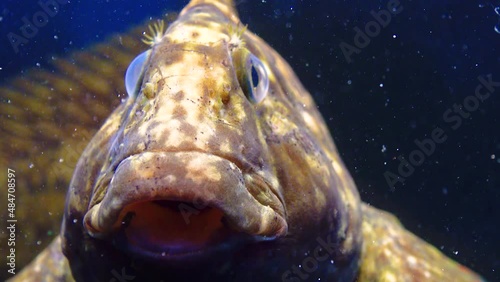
[83,151,287,259]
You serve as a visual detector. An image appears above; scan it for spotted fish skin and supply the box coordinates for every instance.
[58,0,362,281]
[0,16,153,279]
[10,0,484,281]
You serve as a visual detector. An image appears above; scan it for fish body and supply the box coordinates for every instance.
[5,0,485,281]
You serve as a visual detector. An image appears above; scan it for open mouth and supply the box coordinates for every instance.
[115,200,233,257]
[83,151,287,259]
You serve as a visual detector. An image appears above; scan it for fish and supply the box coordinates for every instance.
[0,16,156,279]
[3,0,486,281]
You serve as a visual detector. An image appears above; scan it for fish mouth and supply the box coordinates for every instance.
[83,151,287,259]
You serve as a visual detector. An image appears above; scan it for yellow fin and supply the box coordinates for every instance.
[359,204,484,282]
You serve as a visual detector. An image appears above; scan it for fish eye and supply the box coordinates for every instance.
[244,53,269,103]
[233,48,269,104]
[125,49,151,98]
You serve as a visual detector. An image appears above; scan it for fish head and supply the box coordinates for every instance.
[61,0,362,280]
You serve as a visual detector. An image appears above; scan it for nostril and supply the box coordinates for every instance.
[221,86,231,105]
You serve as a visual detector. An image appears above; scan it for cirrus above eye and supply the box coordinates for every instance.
[125,49,151,98]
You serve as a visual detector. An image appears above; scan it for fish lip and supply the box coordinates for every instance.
[83,151,287,257]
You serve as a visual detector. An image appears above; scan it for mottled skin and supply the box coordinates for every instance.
[7,0,484,281]
[0,19,153,276]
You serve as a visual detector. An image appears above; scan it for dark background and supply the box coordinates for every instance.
[1,0,498,281]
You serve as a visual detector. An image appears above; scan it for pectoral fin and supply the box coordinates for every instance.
[358,203,484,282]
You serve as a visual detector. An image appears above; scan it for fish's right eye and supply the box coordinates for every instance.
[125,50,151,98]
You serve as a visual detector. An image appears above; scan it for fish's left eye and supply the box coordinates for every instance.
[233,49,269,103]
[245,54,269,103]
[125,49,151,98]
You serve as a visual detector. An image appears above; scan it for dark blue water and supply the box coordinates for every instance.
[0,0,499,281]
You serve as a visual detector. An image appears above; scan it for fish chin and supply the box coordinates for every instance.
[83,151,287,259]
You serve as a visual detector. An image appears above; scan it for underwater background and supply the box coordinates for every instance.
[0,0,498,281]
